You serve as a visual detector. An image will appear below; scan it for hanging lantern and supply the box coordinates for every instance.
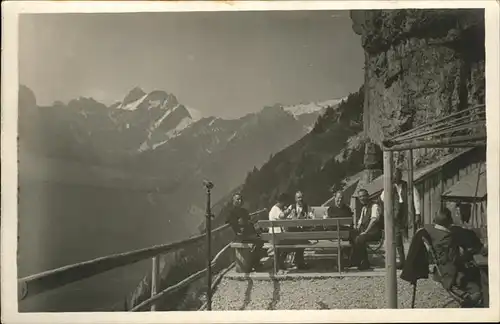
[364,142,381,169]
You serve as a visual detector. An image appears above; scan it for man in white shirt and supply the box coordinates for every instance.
[350,188,383,270]
[380,168,421,269]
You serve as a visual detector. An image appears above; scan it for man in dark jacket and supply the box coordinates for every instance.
[326,190,354,237]
[427,208,485,306]
[327,190,354,220]
[402,207,487,307]
[225,193,265,271]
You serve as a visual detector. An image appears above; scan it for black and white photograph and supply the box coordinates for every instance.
[1,1,499,323]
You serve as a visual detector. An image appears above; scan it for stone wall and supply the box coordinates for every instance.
[351,9,485,168]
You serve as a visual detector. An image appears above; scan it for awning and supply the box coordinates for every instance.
[442,165,487,202]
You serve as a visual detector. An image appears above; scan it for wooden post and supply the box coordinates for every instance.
[383,150,397,308]
[336,219,342,274]
[407,149,415,239]
[271,221,277,275]
[203,180,214,311]
[150,256,160,311]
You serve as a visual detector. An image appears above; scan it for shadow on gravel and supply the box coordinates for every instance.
[315,301,330,309]
[266,279,280,310]
[239,276,254,311]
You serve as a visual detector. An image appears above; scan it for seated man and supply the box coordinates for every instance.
[426,207,487,307]
[326,190,354,231]
[349,189,383,270]
[225,193,266,271]
[283,190,312,269]
[327,190,354,220]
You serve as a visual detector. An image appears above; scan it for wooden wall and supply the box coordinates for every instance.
[415,155,485,230]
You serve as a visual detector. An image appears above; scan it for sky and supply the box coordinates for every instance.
[19,10,364,119]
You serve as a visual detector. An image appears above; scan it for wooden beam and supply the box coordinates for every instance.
[407,149,415,238]
[18,223,230,301]
[257,218,353,228]
[383,135,486,151]
[386,104,485,141]
[150,256,160,311]
[394,119,485,143]
[130,243,231,311]
[198,263,236,311]
[419,142,486,149]
[18,207,265,302]
[260,231,350,241]
[383,150,397,308]
[204,182,214,311]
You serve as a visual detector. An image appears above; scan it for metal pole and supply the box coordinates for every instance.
[150,256,160,311]
[203,180,214,311]
[407,149,415,239]
[383,150,397,308]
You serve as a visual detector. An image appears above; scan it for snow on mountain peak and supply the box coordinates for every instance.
[283,98,346,117]
[118,93,148,111]
[185,106,203,121]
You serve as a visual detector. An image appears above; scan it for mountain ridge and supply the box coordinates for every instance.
[18,84,347,237]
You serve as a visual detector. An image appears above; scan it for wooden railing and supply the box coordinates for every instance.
[18,208,268,311]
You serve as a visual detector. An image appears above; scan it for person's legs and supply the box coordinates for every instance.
[285,227,307,268]
[251,240,266,270]
[241,226,266,271]
[394,204,407,268]
[293,248,306,268]
[351,229,382,269]
[277,251,288,269]
[350,233,369,268]
[395,226,406,269]
[458,268,485,307]
[480,269,489,307]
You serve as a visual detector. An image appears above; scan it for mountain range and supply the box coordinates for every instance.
[18,84,345,234]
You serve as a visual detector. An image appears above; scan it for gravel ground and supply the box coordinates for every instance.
[211,277,459,310]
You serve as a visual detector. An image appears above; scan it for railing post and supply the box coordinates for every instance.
[150,256,160,311]
[383,150,397,308]
[203,180,214,311]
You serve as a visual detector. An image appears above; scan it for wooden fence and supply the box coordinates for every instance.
[18,209,268,311]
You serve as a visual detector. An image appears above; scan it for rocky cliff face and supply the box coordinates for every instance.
[351,9,485,166]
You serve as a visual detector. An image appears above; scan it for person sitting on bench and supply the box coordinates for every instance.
[268,193,293,270]
[283,190,312,269]
[326,190,354,230]
[225,193,266,271]
[349,189,383,270]
[426,207,487,307]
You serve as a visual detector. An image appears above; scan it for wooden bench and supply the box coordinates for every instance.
[230,217,352,274]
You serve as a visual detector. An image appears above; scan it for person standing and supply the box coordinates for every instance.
[380,168,421,269]
[225,193,265,271]
[350,189,383,270]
